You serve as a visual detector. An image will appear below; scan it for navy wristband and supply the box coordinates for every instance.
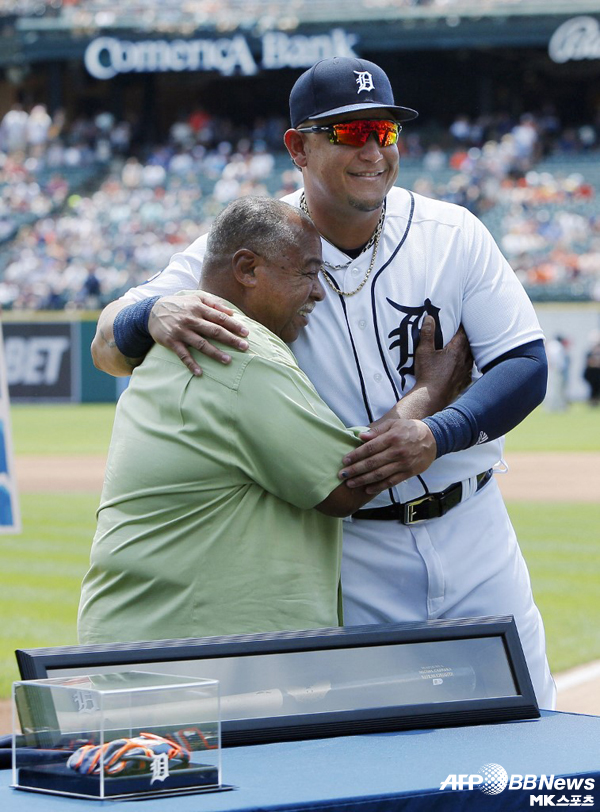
[423,409,473,458]
[113,297,161,359]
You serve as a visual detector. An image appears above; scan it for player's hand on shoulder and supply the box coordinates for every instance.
[338,419,437,495]
[414,316,473,409]
[149,291,250,376]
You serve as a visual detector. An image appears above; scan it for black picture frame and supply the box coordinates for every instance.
[15,615,539,746]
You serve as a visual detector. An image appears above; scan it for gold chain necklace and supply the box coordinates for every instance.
[299,192,385,297]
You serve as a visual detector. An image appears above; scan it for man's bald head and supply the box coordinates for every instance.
[199,196,324,343]
[202,196,315,281]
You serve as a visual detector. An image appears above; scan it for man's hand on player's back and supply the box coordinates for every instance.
[147,292,249,376]
[92,291,250,377]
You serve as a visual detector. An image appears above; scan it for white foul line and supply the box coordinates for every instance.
[554,660,600,691]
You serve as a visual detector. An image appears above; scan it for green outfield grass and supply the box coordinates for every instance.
[506,502,600,674]
[505,402,600,453]
[9,403,116,455]
[0,400,598,699]
[0,494,98,698]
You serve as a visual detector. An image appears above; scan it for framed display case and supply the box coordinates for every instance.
[16,616,539,746]
[12,671,223,800]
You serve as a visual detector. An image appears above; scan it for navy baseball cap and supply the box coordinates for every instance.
[290,57,418,129]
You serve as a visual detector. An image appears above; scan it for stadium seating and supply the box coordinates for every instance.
[0,100,598,309]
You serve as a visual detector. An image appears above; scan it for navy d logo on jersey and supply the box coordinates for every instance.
[386,298,442,387]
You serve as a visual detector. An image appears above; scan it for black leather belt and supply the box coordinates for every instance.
[352,469,494,525]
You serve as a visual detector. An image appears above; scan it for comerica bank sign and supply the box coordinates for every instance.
[84,29,358,79]
[549,16,600,63]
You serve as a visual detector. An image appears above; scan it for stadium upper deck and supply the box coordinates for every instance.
[0,1,598,184]
[2,0,600,35]
[2,1,600,27]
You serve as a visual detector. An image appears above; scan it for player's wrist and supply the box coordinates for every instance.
[419,420,438,459]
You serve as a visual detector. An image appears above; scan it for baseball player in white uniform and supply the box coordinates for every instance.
[92,57,556,709]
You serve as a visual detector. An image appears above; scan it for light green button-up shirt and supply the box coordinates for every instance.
[78,298,362,644]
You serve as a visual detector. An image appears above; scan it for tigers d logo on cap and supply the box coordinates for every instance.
[289,57,418,129]
[354,70,375,94]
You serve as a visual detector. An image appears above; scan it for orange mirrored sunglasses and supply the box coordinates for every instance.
[296,119,401,148]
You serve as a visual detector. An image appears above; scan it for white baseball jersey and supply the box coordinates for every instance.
[124,186,543,505]
[121,186,555,708]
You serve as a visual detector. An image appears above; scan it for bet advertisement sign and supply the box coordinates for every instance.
[2,322,74,401]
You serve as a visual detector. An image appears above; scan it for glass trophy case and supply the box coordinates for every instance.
[12,671,222,800]
[16,616,540,747]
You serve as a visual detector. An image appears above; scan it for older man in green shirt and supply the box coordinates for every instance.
[78,197,379,644]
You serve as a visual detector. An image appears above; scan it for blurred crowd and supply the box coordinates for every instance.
[0,102,296,309]
[1,100,600,311]
[409,110,600,299]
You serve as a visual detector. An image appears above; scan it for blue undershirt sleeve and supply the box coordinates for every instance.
[422,338,547,458]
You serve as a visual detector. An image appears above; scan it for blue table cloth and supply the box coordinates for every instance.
[2,711,599,811]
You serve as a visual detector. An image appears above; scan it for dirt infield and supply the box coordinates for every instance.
[493,452,600,502]
[13,451,600,500]
[14,454,107,493]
